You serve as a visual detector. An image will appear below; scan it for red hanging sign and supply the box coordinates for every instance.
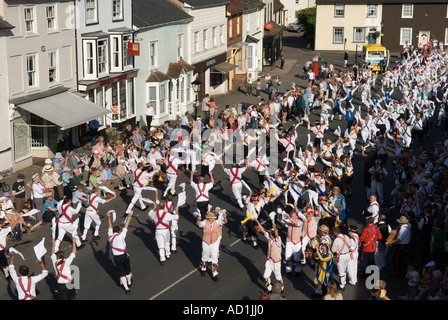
[128,42,140,56]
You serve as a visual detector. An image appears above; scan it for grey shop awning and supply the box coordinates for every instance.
[15,90,110,130]
[212,61,238,74]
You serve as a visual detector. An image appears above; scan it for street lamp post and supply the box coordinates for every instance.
[191,77,202,119]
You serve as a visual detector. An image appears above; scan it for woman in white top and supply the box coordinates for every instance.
[51,237,77,300]
[145,103,155,129]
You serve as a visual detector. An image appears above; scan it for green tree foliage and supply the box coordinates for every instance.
[297,6,316,48]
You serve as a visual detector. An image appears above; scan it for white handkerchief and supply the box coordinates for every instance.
[34,237,47,261]
[178,183,186,192]
[51,217,56,239]
[177,191,186,207]
[72,218,79,237]
[9,248,25,260]
[108,210,116,223]
[21,209,40,217]
[99,186,115,195]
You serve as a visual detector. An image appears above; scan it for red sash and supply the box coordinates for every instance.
[230,169,241,188]
[88,195,98,212]
[109,233,127,254]
[166,157,178,175]
[155,211,170,230]
[18,277,35,300]
[57,204,73,224]
[195,184,209,201]
[134,170,144,187]
[55,260,72,283]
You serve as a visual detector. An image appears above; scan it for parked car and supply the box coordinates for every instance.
[287,23,304,32]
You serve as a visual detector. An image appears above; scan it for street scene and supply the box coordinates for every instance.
[0,0,447,305]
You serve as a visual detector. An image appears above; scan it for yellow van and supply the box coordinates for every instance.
[361,44,390,71]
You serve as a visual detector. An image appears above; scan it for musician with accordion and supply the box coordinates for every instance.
[368,159,388,205]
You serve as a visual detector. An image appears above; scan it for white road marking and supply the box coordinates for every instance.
[149,268,197,300]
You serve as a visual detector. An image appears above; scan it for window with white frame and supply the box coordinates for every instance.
[366,4,377,18]
[178,33,184,60]
[112,0,123,20]
[26,54,37,87]
[400,28,412,45]
[24,6,36,34]
[220,25,225,44]
[84,40,95,78]
[334,4,345,18]
[203,29,208,50]
[212,28,217,47]
[186,72,191,102]
[46,5,57,31]
[333,27,344,44]
[48,50,58,83]
[237,15,241,35]
[123,34,133,68]
[150,41,158,69]
[111,35,121,71]
[353,27,366,43]
[85,0,98,24]
[229,19,233,38]
[97,39,108,75]
[248,43,255,70]
[194,31,199,52]
[148,86,157,115]
[402,4,414,18]
[445,28,448,45]
[160,83,167,115]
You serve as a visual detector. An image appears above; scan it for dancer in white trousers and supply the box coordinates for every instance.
[331,227,351,290]
[221,161,249,209]
[347,225,359,285]
[55,197,83,251]
[256,219,283,292]
[82,187,116,241]
[148,201,178,265]
[126,163,158,213]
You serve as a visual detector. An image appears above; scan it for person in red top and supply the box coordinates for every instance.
[359,216,382,277]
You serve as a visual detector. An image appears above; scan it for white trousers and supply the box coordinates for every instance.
[155,228,171,261]
[82,210,101,239]
[263,260,282,283]
[164,173,177,197]
[231,182,244,208]
[201,241,219,265]
[170,220,178,251]
[127,187,154,212]
[335,253,351,286]
[347,252,358,284]
[285,241,302,272]
[56,222,81,250]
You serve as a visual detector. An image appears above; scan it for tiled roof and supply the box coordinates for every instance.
[133,0,193,29]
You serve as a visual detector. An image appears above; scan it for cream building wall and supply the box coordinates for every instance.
[315,3,383,51]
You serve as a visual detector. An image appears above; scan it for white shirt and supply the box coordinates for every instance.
[9,265,48,300]
[32,182,45,199]
[396,223,411,245]
[51,253,75,284]
[108,228,128,256]
[191,182,213,203]
[145,106,155,116]
[86,193,106,212]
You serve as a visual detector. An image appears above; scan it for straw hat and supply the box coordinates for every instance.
[205,212,217,219]
[44,164,53,172]
[396,216,409,224]
[319,224,329,233]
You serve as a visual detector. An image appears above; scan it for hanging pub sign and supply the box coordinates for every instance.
[128,42,140,56]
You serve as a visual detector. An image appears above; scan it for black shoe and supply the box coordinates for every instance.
[212,275,219,281]
[125,289,131,294]
[77,244,85,250]
[200,270,206,277]
[160,260,165,265]
[93,236,101,240]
